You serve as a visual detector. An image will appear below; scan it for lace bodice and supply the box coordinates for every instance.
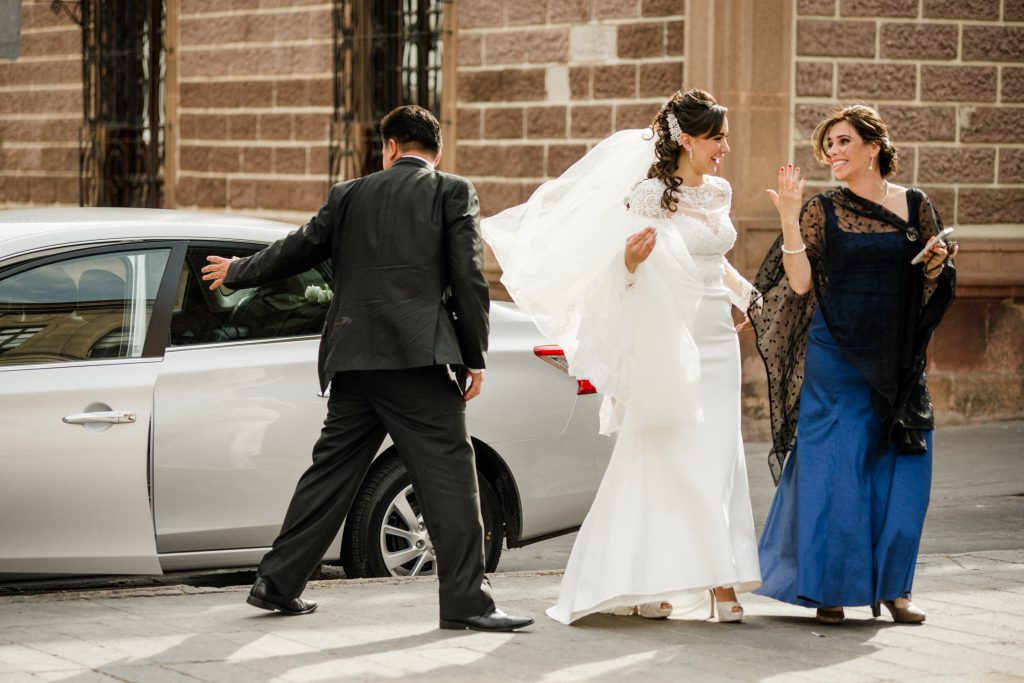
[626,176,754,309]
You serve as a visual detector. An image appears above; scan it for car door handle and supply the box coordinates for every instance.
[63,411,136,425]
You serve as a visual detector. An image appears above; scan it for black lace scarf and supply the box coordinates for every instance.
[749,187,956,484]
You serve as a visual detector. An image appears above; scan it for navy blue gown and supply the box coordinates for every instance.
[755,310,933,607]
[753,187,954,609]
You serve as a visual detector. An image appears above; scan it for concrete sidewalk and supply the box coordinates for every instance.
[1,550,1022,682]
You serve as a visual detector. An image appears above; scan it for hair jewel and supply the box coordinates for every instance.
[666,113,683,144]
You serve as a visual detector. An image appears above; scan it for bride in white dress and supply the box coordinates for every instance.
[483,90,761,624]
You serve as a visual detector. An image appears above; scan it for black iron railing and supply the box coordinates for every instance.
[54,0,165,207]
[330,0,447,184]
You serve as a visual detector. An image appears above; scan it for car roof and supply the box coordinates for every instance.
[0,208,297,257]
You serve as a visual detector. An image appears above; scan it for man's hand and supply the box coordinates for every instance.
[201,255,238,291]
[464,370,484,401]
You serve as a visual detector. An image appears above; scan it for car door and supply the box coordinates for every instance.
[0,245,175,574]
[152,243,332,559]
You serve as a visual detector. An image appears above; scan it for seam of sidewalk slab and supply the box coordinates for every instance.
[2,552,1020,606]
[0,569,567,604]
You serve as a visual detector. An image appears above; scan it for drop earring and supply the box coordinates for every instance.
[688,148,693,164]
[869,155,874,171]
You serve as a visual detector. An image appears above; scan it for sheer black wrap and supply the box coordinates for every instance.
[750,188,956,484]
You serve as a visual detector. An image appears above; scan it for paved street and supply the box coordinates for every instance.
[1,421,1022,681]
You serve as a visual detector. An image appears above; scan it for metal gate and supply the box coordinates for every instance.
[55,0,166,207]
[330,0,447,184]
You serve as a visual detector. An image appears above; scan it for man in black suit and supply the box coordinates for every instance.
[201,105,532,633]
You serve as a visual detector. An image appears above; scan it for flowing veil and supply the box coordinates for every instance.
[482,128,705,434]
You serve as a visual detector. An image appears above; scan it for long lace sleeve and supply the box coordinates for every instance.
[747,193,825,483]
[623,179,673,290]
[723,258,757,312]
[800,196,826,261]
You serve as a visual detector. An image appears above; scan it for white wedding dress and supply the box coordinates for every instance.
[482,129,761,624]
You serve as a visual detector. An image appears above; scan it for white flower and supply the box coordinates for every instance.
[302,284,333,304]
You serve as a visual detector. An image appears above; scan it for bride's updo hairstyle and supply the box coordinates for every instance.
[811,104,899,178]
[647,88,727,212]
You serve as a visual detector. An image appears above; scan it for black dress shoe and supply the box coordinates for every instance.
[246,576,317,615]
[439,608,534,632]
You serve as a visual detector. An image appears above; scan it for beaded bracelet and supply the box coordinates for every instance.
[924,263,944,280]
[781,243,807,255]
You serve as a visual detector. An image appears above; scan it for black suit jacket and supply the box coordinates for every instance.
[225,157,490,391]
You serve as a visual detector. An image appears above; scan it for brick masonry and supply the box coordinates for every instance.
[455,2,685,222]
[792,2,1024,232]
[791,0,1024,428]
[175,2,333,220]
[0,3,81,207]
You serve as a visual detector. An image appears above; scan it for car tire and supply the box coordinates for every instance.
[341,456,504,578]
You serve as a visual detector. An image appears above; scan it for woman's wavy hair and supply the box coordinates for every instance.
[811,104,898,178]
[647,89,727,212]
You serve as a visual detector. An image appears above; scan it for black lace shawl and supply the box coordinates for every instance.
[749,187,956,484]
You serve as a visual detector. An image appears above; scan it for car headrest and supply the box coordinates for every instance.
[77,268,127,303]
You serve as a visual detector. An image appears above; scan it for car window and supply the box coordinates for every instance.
[0,248,170,366]
[169,246,330,346]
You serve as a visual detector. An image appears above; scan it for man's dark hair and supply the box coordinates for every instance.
[380,105,442,155]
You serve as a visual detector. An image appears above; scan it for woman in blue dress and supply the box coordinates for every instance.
[750,105,956,625]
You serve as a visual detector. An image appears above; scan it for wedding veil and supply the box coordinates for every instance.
[482,128,704,434]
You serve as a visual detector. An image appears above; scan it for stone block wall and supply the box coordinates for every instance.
[175,0,334,223]
[455,0,686,220]
[790,0,1024,426]
[792,0,1024,230]
[456,0,688,298]
[0,2,82,207]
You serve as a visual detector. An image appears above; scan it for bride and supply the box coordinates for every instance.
[483,89,761,624]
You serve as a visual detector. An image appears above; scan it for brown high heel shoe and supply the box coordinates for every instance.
[815,607,845,625]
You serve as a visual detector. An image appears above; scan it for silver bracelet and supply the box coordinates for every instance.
[781,243,807,255]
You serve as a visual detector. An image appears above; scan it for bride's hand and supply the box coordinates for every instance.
[625,227,656,273]
[765,164,805,225]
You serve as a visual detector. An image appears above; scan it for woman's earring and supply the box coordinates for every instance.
[688,148,693,164]
[869,155,874,171]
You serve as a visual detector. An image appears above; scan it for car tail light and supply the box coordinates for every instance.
[533,345,597,395]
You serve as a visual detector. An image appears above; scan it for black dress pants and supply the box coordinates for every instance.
[257,365,495,620]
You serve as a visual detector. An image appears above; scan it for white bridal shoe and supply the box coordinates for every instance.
[601,602,673,619]
[709,589,744,623]
[637,601,673,619]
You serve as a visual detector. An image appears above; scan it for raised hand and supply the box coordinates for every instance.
[201,255,238,291]
[766,164,806,225]
[625,226,657,273]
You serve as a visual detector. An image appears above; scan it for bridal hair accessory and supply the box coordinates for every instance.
[666,112,683,144]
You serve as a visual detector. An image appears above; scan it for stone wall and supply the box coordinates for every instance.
[174,0,334,223]
[454,0,686,223]
[0,2,81,207]
[792,0,1024,230]
[789,0,1024,428]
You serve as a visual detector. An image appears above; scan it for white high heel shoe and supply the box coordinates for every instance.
[600,605,638,616]
[709,589,743,623]
[600,602,673,618]
[637,601,673,619]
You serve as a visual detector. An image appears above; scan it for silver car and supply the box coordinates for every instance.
[0,208,611,579]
